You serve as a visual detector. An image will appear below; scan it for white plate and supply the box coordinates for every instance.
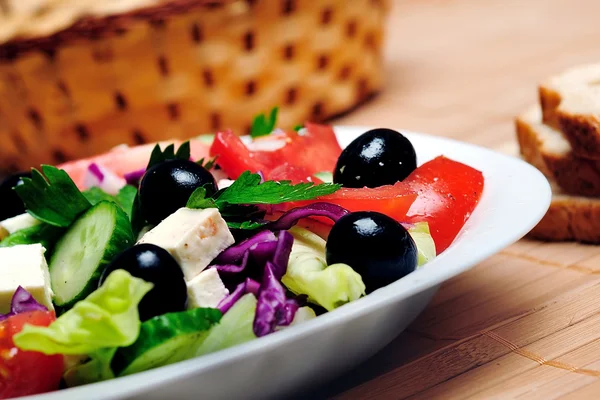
[23,127,551,400]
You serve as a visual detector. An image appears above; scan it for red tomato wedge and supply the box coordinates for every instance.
[210,123,343,180]
[279,156,483,254]
[59,140,210,190]
[287,184,418,222]
[404,156,484,253]
[0,311,64,399]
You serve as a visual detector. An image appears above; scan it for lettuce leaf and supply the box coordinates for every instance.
[13,269,153,355]
[282,227,365,311]
[62,348,117,387]
[196,293,257,356]
[290,306,317,326]
[408,222,436,267]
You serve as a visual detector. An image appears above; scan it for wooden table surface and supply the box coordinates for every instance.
[309,0,600,398]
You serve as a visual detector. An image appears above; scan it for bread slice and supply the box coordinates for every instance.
[539,63,600,159]
[528,183,600,243]
[516,105,600,197]
[516,107,600,242]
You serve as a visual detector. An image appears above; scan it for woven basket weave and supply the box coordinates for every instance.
[0,0,389,172]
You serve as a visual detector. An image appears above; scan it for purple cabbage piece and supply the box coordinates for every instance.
[214,230,277,265]
[124,168,146,186]
[214,251,251,274]
[277,299,300,327]
[0,286,47,322]
[217,282,245,314]
[267,202,349,231]
[88,163,105,182]
[217,278,261,314]
[248,241,278,270]
[272,231,294,280]
[212,229,298,333]
[245,278,261,295]
[253,262,291,337]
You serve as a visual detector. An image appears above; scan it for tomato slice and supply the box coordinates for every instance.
[267,164,324,184]
[210,124,483,254]
[404,156,484,253]
[284,183,418,222]
[275,123,342,176]
[210,130,270,180]
[280,156,483,254]
[210,123,343,180]
[0,311,64,399]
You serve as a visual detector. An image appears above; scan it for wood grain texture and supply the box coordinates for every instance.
[310,0,600,398]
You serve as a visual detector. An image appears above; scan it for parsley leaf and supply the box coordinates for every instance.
[130,196,146,238]
[115,185,138,218]
[226,220,268,230]
[293,124,303,132]
[83,187,114,205]
[250,107,279,138]
[82,185,137,219]
[215,171,341,205]
[186,187,216,209]
[186,171,340,229]
[196,156,218,171]
[146,141,191,170]
[15,165,92,228]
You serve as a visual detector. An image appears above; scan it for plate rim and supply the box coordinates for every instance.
[22,126,552,400]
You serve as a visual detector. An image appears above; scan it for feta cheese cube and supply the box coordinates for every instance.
[0,213,41,239]
[186,268,229,309]
[137,208,235,281]
[0,244,54,313]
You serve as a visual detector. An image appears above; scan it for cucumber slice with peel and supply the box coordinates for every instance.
[112,308,222,376]
[49,201,133,310]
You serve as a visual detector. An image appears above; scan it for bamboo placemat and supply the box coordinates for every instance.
[311,0,600,398]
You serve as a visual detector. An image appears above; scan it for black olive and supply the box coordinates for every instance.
[139,159,218,225]
[325,211,417,292]
[99,244,187,321]
[333,128,417,188]
[0,172,32,220]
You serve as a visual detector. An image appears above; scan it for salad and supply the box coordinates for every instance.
[0,108,484,399]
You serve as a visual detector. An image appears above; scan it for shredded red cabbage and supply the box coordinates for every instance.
[213,229,298,333]
[88,163,105,182]
[217,278,260,314]
[214,230,277,265]
[0,286,47,322]
[253,262,298,337]
[271,230,293,280]
[266,202,349,231]
[124,168,146,186]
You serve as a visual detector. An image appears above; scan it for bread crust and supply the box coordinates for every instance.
[539,63,600,159]
[516,104,600,243]
[529,194,600,243]
[516,106,600,197]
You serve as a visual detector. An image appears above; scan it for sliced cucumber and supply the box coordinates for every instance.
[0,223,64,251]
[112,308,222,376]
[49,201,133,310]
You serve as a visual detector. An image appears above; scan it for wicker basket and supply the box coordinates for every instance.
[0,0,390,172]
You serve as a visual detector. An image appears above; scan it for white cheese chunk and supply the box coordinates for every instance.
[0,244,54,313]
[186,268,229,309]
[0,213,41,237]
[137,208,235,281]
